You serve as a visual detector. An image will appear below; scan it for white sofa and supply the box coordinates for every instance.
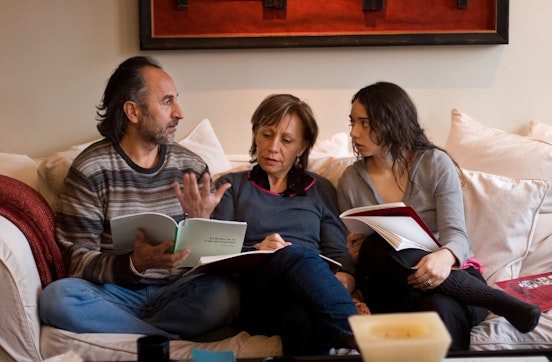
[1,111,551,361]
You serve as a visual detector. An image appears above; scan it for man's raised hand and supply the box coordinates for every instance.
[173,172,231,218]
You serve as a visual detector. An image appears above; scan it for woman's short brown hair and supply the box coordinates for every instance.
[249,94,318,170]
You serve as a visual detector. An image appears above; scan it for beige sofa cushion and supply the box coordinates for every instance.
[527,119,552,143]
[470,312,552,351]
[0,153,39,191]
[40,326,281,361]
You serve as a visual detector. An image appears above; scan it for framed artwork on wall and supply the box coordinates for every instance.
[139,0,509,50]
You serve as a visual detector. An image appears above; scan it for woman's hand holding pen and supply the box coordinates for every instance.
[254,233,292,251]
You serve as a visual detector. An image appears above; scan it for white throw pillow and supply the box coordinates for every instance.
[526,120,552,143]
[310,132,351,159]
[307,156,356,188]
[178,119,232,178]
[445,109,552,284]
[522,120,552,277]
[461,169,549,286]
[445,109,552,213]
[37,141,95,212]
[0,153,39,190]
[308,132,355,187]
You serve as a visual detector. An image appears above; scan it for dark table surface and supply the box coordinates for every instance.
[138,349,552,362]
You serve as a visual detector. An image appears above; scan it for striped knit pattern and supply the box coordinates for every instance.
[55,138,208,285]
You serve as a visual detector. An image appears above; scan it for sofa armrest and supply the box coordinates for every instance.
[0,216,43,362]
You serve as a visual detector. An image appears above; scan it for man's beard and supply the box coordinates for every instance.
[137,113,179,145]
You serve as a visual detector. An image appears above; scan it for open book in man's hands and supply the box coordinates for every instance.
[110,212,247,268]
[339,202,440,252]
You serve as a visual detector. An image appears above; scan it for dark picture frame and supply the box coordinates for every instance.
[139,0,509,50]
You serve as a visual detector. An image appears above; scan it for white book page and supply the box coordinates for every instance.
[339,202,406,217]
[366,222,433,252]
[110,212,178,251]
[175,219,247,268]
[365,216,438,251]
[343,216,438,252]
[198,250,274,265]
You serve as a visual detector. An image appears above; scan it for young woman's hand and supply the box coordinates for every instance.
[254,233,291,251]
[407,248,456,291]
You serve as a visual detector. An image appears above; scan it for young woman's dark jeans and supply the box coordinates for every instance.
[357,233,488,351]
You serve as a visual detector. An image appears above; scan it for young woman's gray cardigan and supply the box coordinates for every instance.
[336,148,474,265]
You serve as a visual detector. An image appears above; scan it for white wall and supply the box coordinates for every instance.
[1,0,552,158]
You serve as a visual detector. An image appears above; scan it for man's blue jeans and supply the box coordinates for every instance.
[237,245,357,355]
[39,273,240,339]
